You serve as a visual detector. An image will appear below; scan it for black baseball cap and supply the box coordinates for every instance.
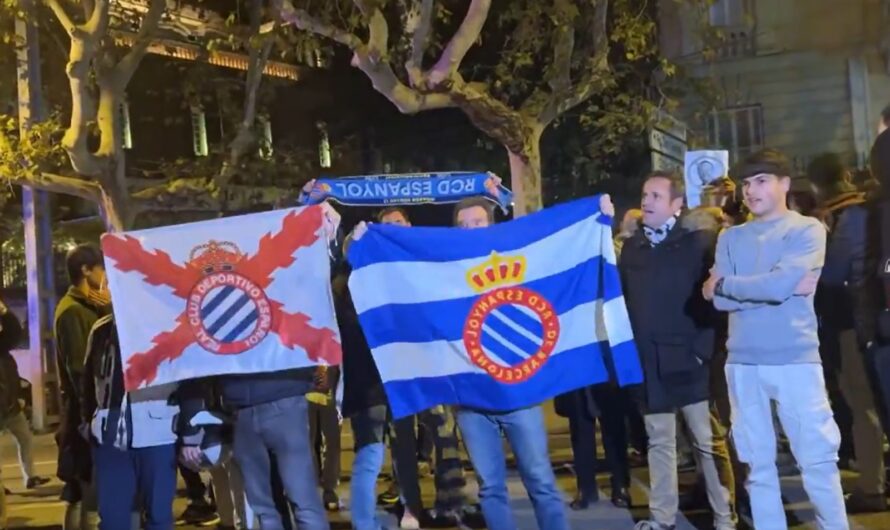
[730,148,793,182]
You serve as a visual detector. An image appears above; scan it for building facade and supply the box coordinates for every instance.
[660,0,890,172]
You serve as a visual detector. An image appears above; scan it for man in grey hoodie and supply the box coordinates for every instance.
[702,149,847,530]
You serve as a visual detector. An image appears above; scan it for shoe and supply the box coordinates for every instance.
[611,487,631,508]
[323,489,340,512]
[176,503,221,527]
[400,509,421,529]
[377,486,400,506]
[569,490,598,510]
[844,491,887,513]
[634,522,675,530]
[25,476,49,489]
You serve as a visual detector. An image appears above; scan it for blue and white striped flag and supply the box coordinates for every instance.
[347,196,642,418]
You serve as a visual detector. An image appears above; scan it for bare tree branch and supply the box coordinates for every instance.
[548,0,576,94]
[46,0,78,36]
[553,0,610,118]
[526,0,610,126]
[83,0,109,38]
[447,76,531,154]
[352,52,454,113]
[404,0,434,88]
[112,0,166,87]
[365,7,389,57]
[218,2,276,191]
[8,172,103,202]
[427,0,491,86]
[277,0,362,48]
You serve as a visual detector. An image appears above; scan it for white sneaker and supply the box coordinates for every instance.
[400,510,421,530]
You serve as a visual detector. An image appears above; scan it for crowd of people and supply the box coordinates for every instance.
[0,108,887,530]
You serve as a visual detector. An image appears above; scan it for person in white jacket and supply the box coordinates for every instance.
[82,314,180,530]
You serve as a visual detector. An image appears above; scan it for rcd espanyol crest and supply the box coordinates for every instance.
[462,252,560,383]
[185,241,273,355]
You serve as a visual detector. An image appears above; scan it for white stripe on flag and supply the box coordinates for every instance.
[213,301,257,342]
[375,300,602,382]
[490,309,543,346]
[351,215,605,314]
[480,324,532,360]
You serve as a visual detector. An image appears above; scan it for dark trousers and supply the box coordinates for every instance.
[179,463,209,505]
[390,416,424,516]
[568,391,630,498]
[309,402,341,492]
[93,443,177,530]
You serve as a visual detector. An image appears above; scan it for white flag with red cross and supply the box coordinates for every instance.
[101,205,343,391]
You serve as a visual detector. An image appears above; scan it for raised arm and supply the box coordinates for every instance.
[720,222,826,304]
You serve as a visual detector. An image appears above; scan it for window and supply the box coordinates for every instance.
[707,105,764,163]
[190,105,208,157]
[258,115,273,160]
[119,102,132,150]
[317,121,331,169]
[709,0,751,27]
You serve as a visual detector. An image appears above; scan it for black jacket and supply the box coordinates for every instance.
[816,192,871,333]
[0,311,23,417]
[618,216,718,413]
[337,283,387,418]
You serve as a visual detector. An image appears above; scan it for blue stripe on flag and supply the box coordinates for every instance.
[480,332,529,366]
[222,310,259,343]
[482,312,541,356]
[384,341,611,419]
[349,196,602,269]
[496,305,544,338]
[207,294,251,336]
[359,256,615,349]
[202,286,235,319]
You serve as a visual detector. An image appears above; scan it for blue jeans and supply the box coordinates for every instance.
[456,406,569,530]
[93,443,177,530]
[233,396,328,530]
[349,405,387,530]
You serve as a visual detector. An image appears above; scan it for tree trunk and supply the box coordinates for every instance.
[506,128,544,217]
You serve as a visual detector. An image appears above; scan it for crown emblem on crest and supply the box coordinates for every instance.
[466,252,527,293]
[188,240,245,274]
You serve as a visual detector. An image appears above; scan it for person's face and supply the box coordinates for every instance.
[879,117,888,136]
[456,206,491,229]
[742,173,789,218]
[380,211,411,227]
[82,265,106,291]
[640,177,683,227]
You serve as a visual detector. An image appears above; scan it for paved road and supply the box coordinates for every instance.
[1,407,888,529]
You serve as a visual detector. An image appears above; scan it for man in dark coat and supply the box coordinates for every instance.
[53,244,109,530]
[808,153,887,513]
[619,172,736,530]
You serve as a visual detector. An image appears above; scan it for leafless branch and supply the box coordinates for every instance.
[405,0,434,87]
[112,0,166,87]
[427,0,491,86]
[46,0,78,36]
[10,172,103,202]
[277,0,362,49]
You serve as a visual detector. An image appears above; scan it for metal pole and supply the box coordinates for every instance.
[16,2,57,431]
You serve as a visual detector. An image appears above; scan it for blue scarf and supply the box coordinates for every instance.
[300,172,513,213]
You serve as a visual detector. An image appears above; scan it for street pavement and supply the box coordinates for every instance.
[1,405,889,529]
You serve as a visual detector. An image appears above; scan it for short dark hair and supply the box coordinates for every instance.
[376,206,410,223]
[65,244,103,285]
[453,197,495,226]
[646,171,685,200]
[806,152,847,190]
[731,148,792,181]
[882,104,890,126]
